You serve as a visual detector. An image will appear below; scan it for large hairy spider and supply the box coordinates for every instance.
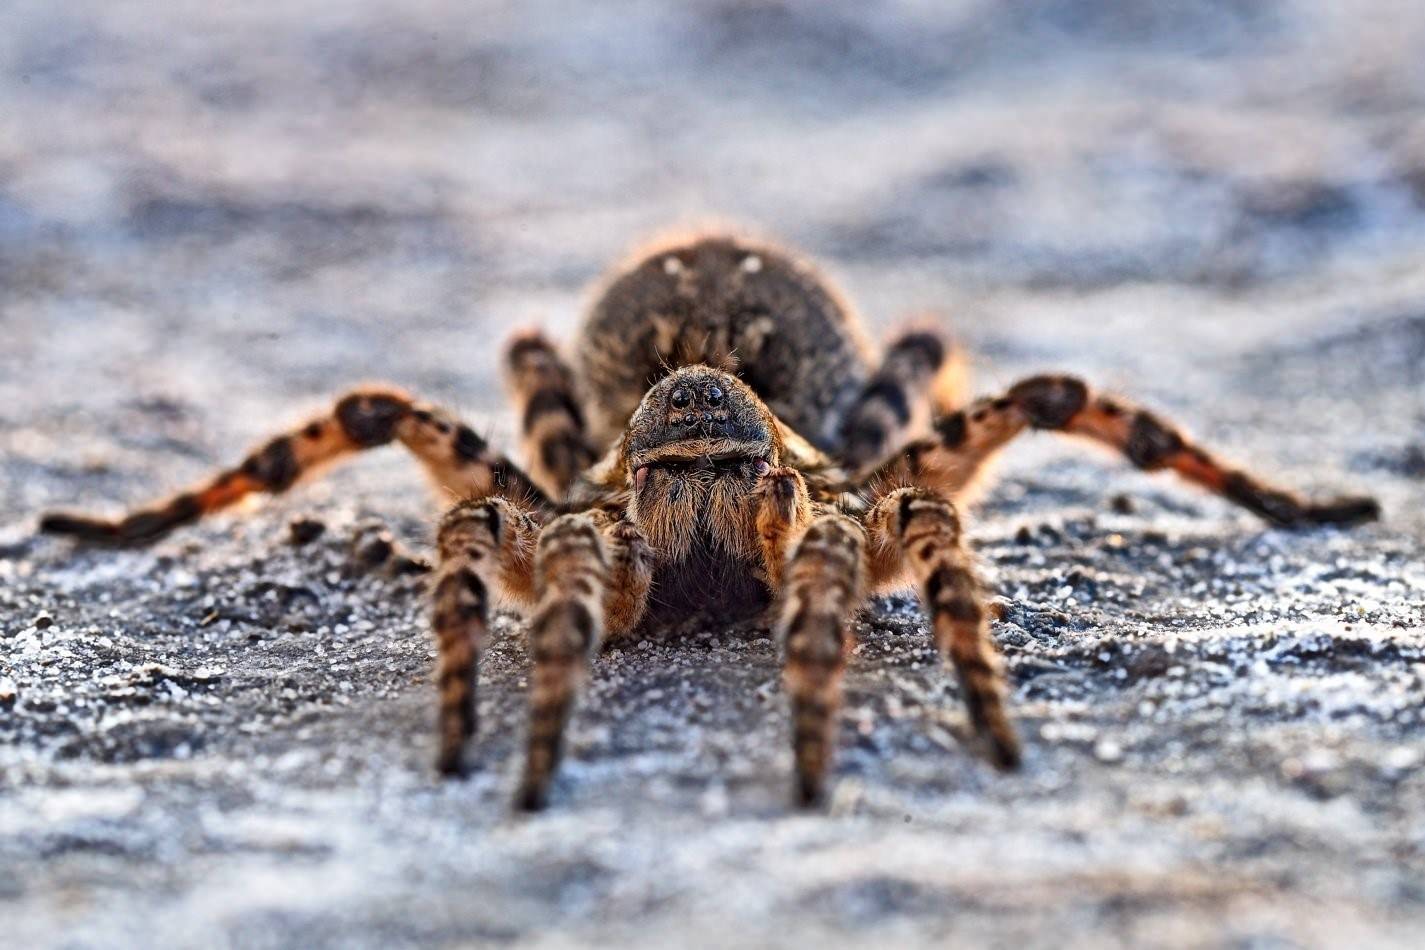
[41,233,1380,810]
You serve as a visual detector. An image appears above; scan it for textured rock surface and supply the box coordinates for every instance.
[2,1,1424,947]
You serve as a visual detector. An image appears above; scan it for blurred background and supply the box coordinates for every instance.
[2,2,1423,948]
[4,0,1425,479]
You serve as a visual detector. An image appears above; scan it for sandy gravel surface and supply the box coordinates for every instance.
[2,2,1424,947]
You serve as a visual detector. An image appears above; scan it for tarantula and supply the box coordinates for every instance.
[41,233,1380,810]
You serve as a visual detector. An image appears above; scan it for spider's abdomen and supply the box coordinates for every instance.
[577,234,876,453]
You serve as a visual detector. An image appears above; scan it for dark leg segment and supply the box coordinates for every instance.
[867,488,1020,770]
[430,497,540,776]
[516,513,610,811]
[40,387,549,546]
[506,331,596,501]
[775,513,866,806]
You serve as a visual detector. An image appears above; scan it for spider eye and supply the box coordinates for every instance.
[705,385,724,407]
[754,459,771,476]
[670,387,691,409]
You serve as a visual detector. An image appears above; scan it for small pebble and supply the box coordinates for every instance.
[356,534,394,567]
[289,517,327,546]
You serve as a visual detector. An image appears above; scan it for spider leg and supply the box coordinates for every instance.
[506,331,596,501]
[862,374,1380,527]
[40,387,549,546]
[774,511,866,806]
[430,497,540,777]
[865,487,1020,770]
[432,499,649,784]
[837,330,965,475]
[515,512,628,811]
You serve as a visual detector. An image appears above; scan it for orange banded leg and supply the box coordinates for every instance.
[515,513,613,811]
[867,488,1020,770]
[775,513,866,806]
[865,375,1379,528]
[40,387,550,546]
[861,391,1030,499]
[431,497,540,776]
[506,331,596,501]
[1009,376,1380,527]
[589,510,655,640]
[753,465,813,590]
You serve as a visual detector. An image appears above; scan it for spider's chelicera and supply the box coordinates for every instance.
[40,233,1381,810]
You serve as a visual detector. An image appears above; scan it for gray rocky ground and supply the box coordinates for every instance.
[2,1,1424,947]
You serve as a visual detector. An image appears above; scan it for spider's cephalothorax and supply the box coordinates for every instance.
[623,369,783,624]
[40,232,1381,810]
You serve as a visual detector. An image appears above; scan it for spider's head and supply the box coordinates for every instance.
[624,367,781,561]
[625,367,777,475]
